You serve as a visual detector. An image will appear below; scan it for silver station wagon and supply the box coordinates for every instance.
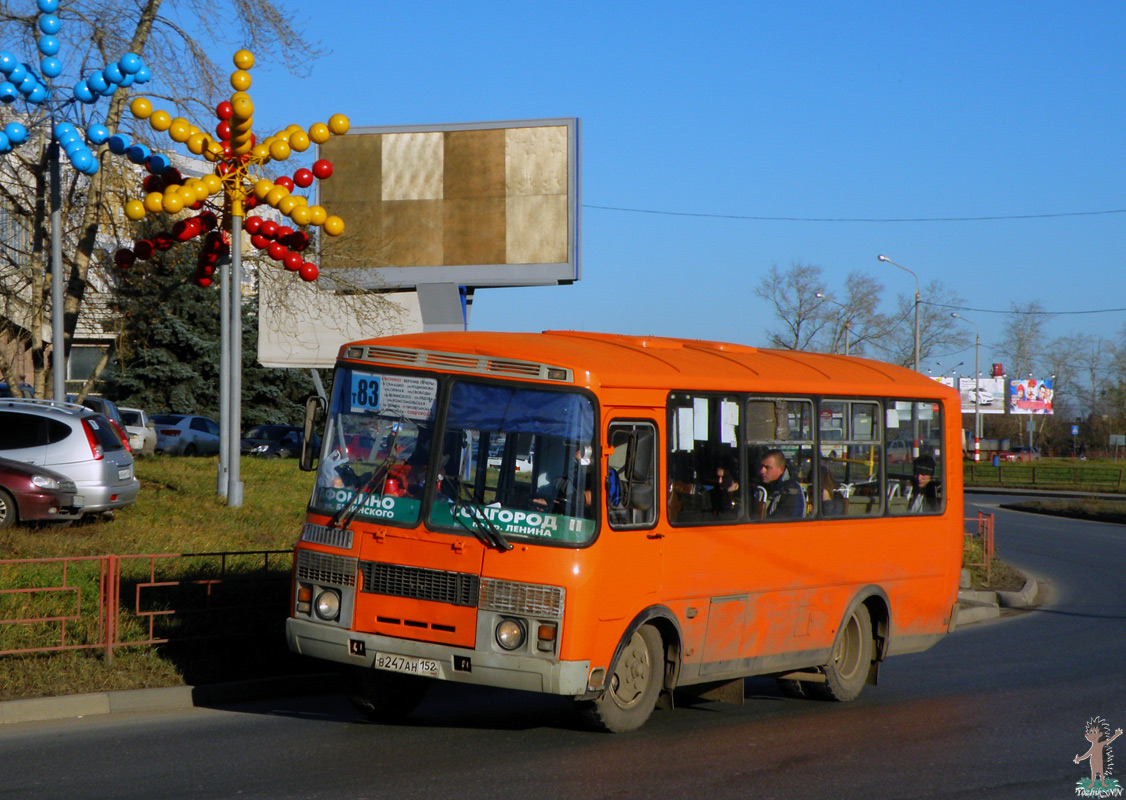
[0,399,140,516]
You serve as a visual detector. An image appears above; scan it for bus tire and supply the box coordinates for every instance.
[810,603,873,702]
[579,624,664,733]
[345,667,429,722]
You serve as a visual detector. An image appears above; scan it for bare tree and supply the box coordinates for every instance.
[875,280,971,368]
[755,262,830,350]
[0,0,328,396]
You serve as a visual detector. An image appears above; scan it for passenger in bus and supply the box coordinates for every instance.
[708,460,740,518]
[758,449,805,518]
[907,454,940,513]
[815,465,846,516]
[534,445,594,517]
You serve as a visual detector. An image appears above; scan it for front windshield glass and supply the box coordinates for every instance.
[428,381,597,545]
[312,367,439,526]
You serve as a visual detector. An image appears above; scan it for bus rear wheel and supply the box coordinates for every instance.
[809,603,873,702]
[579,624,664,733]
[345,667,429,722]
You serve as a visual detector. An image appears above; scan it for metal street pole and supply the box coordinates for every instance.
[877,255,921,372]
[49,140,65,400]
[951,312,982,442]
[226,214,244,507]
[218,253,230,497]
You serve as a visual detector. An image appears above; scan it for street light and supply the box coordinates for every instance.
[877,255,921,372]
[814,292,850,356]
[950,313,982,444]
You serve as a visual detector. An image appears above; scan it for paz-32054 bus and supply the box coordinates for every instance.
[286,331,963,732]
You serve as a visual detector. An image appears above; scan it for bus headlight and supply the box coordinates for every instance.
[495,618,526,651]
[315,589,341,621]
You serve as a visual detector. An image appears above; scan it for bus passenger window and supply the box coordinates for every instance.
[818,400,883,517]
[667,395,742,525]
[606,422,657,529]
[746,398,813,522]
[886,400,945,515]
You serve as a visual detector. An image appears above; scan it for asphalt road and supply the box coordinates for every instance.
[2,493,1123,800]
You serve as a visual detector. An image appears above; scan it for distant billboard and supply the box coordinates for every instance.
[957,377,1006,415]
[1010,378,1054,415]
[316,118,580,290]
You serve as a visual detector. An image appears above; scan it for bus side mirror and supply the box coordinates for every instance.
[299,393,326,472]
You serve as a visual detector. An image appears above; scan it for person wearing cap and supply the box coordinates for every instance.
[908,454,940,513]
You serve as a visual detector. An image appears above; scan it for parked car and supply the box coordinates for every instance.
[241,424,302,456]
[0,398,139,516]
[119,407,157,456]
[152,414,221,456]
[69,395,132,453]
[0,456,83,528]
[0,381,34,398]
[250,430,318,458]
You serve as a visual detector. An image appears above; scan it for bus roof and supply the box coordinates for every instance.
[341,331,957,400]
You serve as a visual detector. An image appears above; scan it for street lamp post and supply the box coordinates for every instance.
[951,313,982,461]
[877,255,921,372]
[814,292,850,356]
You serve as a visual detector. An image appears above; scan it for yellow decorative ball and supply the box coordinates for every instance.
[143,192,164,213]
[124,199,146,220]
[233,49,255,70]
[323,215,344,236]
[168,118,191,143]
[289,206,311,226]
[253,179,273,200]
[269,139,291,161]
[149,110,172,132]
[230,69,252,92]
[265,185,290,207]
[250,143,270,160]
[328,114,350,135]
[307,205,327,226]
[308,123,330,144]
[230,93,254,119]
[278,195,302,215]
[288,130,310,152]
[202,174,222,195]
[130,97,152,119]
[186,132,206,155]
[161,192,184,214]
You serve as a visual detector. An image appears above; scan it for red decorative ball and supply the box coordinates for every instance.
[275,176,295,192]
[288,230,310,252]
[153,232,174,251]
[259,220,278,238]
[143,175,164,193]
[216,101,233,120]
[275,226,294,241]
[244,216,262,234]
[162,167,182,185]
[134,240,154,260]
[268,241,288,260]
[196,276,212,288]
[250,233,270,250]
[198,211,218,231]
[283,251,303,271]
[197,263,214,276]
[293,168,314,188]
[114,248,135,268]
[243,195,259,209]
[299,262,319,282]
[312,159,333,180]
[173,219,200,241]
[216,120,231,140]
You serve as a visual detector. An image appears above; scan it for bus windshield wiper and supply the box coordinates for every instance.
[329,455,397,529]
[444,478,512,552]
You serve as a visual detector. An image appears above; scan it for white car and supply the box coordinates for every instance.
[119,407,157,456]
[965,387,994,406]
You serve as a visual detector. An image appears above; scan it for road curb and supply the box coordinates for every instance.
[955,573,1038,628]
[0,674,335,726]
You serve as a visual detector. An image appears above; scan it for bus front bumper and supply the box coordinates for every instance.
[286,617,591,697]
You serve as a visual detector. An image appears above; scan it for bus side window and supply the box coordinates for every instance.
[607,421,657,529]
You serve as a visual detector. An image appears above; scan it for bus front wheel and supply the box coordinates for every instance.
[345,667,429,722]
[579,624,664,733]
[810,603,873,702]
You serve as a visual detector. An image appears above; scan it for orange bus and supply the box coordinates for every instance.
[286,331,963,732]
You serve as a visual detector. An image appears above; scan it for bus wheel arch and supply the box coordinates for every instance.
[809,587,888,702]
[578,606,680,732]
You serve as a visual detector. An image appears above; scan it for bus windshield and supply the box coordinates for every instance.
[313,367,440,526]
[427,380,597,545]
[311,369,598,544]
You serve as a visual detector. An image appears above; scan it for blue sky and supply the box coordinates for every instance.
[204,1,1126,377]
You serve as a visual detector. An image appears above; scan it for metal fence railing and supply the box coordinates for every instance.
[963,512,995,584]
[0,550,291,661]
[965,463,1126,491]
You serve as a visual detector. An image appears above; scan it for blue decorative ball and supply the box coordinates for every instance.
[0,132,10,153]
[107,134,129,155]
[86,71,108,93]
[27,84,48,103]
[4,122,28,144]
[126,143,150,164]
[103,63,124,85]
[0,52,17,74]
[0,82,17,103]
[70,150,94,172]
[37,0,60,12]
[118,53,143,74]
[40,56,62,78]
[37,13,60,35]
[73,80,94,103]
[8,63,27,84]
[133,65,151,84]
[86,124,110,144]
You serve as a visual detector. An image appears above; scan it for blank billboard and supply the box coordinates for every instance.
[316,118,580,290]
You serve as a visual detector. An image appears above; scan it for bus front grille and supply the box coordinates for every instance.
[359,561,480,608]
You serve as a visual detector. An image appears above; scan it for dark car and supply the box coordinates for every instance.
[0,456,83,528]
[0,382,34,398]
[241,425,302,456]
[250,430,318,458]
